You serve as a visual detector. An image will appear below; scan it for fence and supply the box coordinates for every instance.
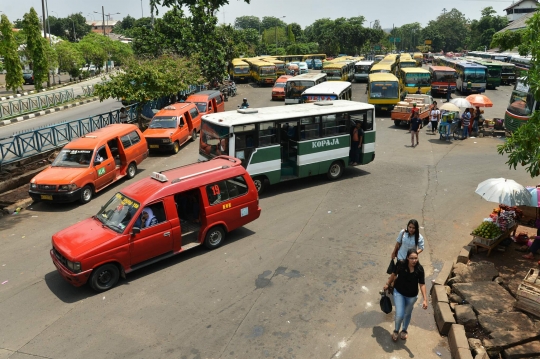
[0,84,206,168]
[81,85,95,97]
[0,89,75,120]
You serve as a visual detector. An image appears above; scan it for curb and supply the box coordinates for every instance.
[3,197,34,216]
[0,97,99,127]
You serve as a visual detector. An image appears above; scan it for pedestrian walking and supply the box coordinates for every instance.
[384,249,428,342]
[429,101,440,135]
[409,107,422,147]
[446,84,451,103]
[391,219,425,260]
[461,108,471,139]
[119,107,128,123]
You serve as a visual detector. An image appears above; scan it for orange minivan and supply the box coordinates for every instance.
[185,90,225,116]
[142,103,202,153]
[272,75,292,100]
[50,156,261,292]
[29,124,148,204]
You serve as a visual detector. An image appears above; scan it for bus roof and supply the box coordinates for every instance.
[285,73,327,83]
[355,60,374,66]
[202,100,373,127]
[247,60,276,67]
[301,81,352,95]
[368,73,399,82]
[429,65,456,72]
[371,63,392,70]
[231,59,249,66]
[400,67,430,74]
[322,63,348,70]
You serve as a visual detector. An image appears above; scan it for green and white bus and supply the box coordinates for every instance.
[199,100,375,192]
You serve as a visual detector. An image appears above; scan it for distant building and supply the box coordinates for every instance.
[86,20,119,35]
[496,11,536,33]
[504,0,538,22]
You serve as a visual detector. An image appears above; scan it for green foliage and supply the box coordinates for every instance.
[469,7,507,50]
[78,33,108,69]
[262,27,287,46]
[497,12,540,178]
[23,8,49,90]
[491,30,526,53]
[48,13,91,42]
[93,55,203,127]
[54,41,85,77]
[234,16,260,31]
[44,38,58,73]
[1,14,24,92]
[13,19,24,29]
[421,8,470,52]
[261,16,287,32]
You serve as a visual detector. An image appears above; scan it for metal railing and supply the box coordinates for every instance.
[0,89,75,120]
[81,85,95,97]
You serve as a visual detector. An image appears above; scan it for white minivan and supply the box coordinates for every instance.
[298,62,309,74]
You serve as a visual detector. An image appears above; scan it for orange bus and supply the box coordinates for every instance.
[428,65,457,96]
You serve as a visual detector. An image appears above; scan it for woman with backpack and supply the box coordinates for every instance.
[391,219,425,261]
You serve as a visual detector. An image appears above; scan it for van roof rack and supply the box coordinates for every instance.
[171,166,229,184]
[82,135,98,138]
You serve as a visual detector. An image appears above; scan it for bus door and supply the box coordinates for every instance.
[279,121,299,178]
[350,110,374,164]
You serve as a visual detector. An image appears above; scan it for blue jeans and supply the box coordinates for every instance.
[393,288,418,332]
[462,126,469,139]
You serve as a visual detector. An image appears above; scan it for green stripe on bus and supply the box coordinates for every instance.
[265,170,281,185]
[250,146,280,164]
[504,113,526,132]
[363,131,376,144]
[360,152,374,164]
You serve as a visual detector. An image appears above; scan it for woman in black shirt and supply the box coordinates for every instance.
[384,249,428,341]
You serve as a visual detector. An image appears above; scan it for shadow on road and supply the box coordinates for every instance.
[45,226,256,302]
[372,326,414,358]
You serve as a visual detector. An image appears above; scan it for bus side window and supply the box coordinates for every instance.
[259,122,277,147]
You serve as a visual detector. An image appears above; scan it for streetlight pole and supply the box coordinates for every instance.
[275,16,285,56]
[40,0,51,87]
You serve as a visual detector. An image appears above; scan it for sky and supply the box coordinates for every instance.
[0,0,517,28]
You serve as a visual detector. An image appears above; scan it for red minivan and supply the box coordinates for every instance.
[50,156,261,292]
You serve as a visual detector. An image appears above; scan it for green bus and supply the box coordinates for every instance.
[199,101,375,192]
[465,57,502,89]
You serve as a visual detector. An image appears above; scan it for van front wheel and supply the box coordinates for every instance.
[79,185,93,204]
[90,263,120,292]
[204,226,225,249]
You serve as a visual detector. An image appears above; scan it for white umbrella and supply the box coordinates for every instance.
[439,102,460,112]
[475,178,531,206]
[450,98,473,108]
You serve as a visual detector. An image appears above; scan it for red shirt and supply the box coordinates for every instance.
[411,107,419,117]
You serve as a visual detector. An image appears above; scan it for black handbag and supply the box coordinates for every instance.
[386,259,396,275]
[380,292,393,314]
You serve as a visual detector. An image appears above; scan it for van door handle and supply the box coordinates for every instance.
[164,232,171,237]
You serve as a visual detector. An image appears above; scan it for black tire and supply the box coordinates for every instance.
[204,226,225,249]
[394,120,400,127]
[252,176,267,194]
[453,128,460,140]
[90,263,120,292]
[173,141,180,154]
[127,162,137,179]
[190,130,197,142]
[327,161,344,180]
[79,185,93,204]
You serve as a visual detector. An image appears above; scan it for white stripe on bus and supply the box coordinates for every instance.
[246,159,281,175]
[297,147,349,166]
[363,142,375,153]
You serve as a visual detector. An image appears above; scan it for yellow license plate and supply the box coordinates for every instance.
[149,145,159,149]
[381,107,388,111]
[41,195,53,200]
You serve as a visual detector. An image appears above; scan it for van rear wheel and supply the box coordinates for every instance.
[127,162,137,179]
[190,130,197,142]
[204,226,225,249]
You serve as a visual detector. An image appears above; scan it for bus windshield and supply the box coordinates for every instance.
[400,62,416,68]
[200,121,230,158]
[464,68,486,82]
[234,66,249,74]
[405,73,430,87]
[432,71,456,83]
[487,67,501,77]
[370,81,399,99]
[260,67,275,75]
[507,89,534,117]
[286,80,315,99]
[355,65,370,74]
[322,70,342,78]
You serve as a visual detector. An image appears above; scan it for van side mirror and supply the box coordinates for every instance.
[132,227,140,235]
[179,123,184,127]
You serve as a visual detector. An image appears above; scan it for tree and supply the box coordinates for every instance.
[55,40,85,78]
[491,29,528,55]
[234,16,260,31]
[497,12,540,177]
[261,16,287,32]
[93,55,203,127]
[78,33,108,71]
[289,23,304,42]
[421,8,470,52]
[113,15,137,35]
[47,13,91,42]
[0,14,24,92]
[469,7,507,50]
[23,8,49,90]
[13,19,24,29]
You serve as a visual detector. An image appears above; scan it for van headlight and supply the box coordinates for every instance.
[30,183,37,189]
[59,184,78,191]
[67,260,81,273]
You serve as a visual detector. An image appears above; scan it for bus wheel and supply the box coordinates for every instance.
[327,161,344,180]
[394,120,400,127]
[204,226,225,249]
[253,176,267,194]
[173,141,180,154]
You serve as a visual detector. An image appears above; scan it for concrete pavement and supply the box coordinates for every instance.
[0,80,530,359]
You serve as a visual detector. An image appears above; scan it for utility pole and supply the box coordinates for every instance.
[141,0,144,17]
[102,6,105,36]
[442,8,447,15]
[41,0,51,87]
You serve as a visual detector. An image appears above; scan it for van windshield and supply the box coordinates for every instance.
[194,102,207,113]
[149,116,177,129]
[51,149,94,168]
[96,192,141,233]
[200,120,230,158]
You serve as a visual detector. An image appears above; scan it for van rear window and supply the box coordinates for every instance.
[206,176,248,205]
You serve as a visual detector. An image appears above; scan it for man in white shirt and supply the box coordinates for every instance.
[429,101,440,135]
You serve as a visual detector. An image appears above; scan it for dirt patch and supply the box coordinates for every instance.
[0,184,31,204]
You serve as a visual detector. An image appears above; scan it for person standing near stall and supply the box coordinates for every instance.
[384,249,428,341]
[429,101,440,135]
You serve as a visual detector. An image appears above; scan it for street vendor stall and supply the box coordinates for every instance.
[471,204,521,256]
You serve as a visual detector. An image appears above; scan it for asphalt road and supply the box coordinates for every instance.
[0,73,109,97]
[0,75,531,359]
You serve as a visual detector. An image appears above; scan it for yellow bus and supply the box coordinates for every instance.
[399,67,431,94]
[302,54,327,61]
[244,59,277,86]
[322,63,350,81]
[373,55,385,64]
[398,58,417,70]
[413,52,423,66]
[261,57,286,76]
[228,59,251,82]
[368,73,401,111]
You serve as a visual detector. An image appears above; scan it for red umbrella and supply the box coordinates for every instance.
[465,94,493,107]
